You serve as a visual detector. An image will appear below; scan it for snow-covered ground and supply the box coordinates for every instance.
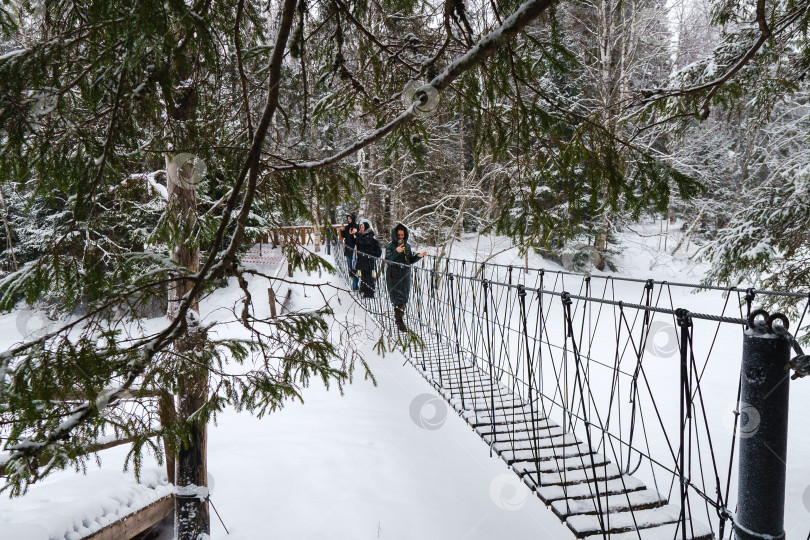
[2,222,809,539]
[200,341,570,540]
[0,244,572,540]
[0,333,572,540]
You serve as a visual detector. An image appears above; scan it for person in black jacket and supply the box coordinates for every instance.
[385,223,427,331]
[355,219,382,298]
[339,213,359,290]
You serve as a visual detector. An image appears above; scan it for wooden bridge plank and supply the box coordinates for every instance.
[510,452,610,474]
[462,410,550,425]
[432,379,498,391]
[565,504,712,538]
[532,475,647,502]
[415,363,486,380]
[416,364,478,374]
[513,461,623,486]
[550,488,667,518]
[437,387,514,401]
[482,432,576,451]
[475,421,567,438]
[449,397,529,412]
[608,521,713,540]
[498,446,596,465]
[492,439,589,454]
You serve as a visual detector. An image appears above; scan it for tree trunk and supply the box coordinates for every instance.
[166,156,201,318]
[595,212,609,252]
[361,144,377,229]
[166,154,209,539]
[595,232,607,251]
[158,390,177,486]
[311,194,321,252]
[672,204,706,255]
[175,346,209,539]
[0,186,18,271]
[383,188,392,233]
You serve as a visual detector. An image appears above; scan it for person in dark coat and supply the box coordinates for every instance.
[339,213,359,290]
[385,223,427,331]
[355,219,382,298]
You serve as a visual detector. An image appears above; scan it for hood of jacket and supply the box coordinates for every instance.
[390,223,409,243]
[346,213,356,225]
[359,219,373,233]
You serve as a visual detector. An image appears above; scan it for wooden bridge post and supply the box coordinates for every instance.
[268,288,277,318]
[734,311,791,540]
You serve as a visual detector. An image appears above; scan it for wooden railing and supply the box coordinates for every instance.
[84,495,174,540]
[255,225,342,247]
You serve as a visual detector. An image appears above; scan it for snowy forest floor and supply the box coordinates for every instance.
[1,221,809,540]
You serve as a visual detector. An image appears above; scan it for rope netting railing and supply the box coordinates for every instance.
[332,239,808,540]
[427,254,810,299]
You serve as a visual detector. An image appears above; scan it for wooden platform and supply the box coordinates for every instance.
[83,495,173,540]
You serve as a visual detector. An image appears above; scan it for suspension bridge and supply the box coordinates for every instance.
[335,241,809,540]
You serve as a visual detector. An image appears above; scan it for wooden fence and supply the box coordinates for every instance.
[255,225,342,247]
[84,495,174,540]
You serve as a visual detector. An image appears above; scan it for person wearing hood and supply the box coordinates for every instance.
[355,219,382,298]
[385,223,427,331]
[339,213,359,290]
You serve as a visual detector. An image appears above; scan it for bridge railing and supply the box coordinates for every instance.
[254,225,342,247]
[334,242,809,539]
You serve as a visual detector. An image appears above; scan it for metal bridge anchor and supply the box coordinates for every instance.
[735,310,791,540]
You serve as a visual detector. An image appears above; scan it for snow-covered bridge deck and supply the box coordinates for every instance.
[403,325,712,539]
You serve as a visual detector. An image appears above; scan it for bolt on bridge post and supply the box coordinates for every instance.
[735,309,791,540]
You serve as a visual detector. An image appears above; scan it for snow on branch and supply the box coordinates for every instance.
[273,0,555,173]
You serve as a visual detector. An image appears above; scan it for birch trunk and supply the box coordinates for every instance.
[311,193,321,252]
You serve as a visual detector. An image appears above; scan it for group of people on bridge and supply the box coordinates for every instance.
[339,213,427,332]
